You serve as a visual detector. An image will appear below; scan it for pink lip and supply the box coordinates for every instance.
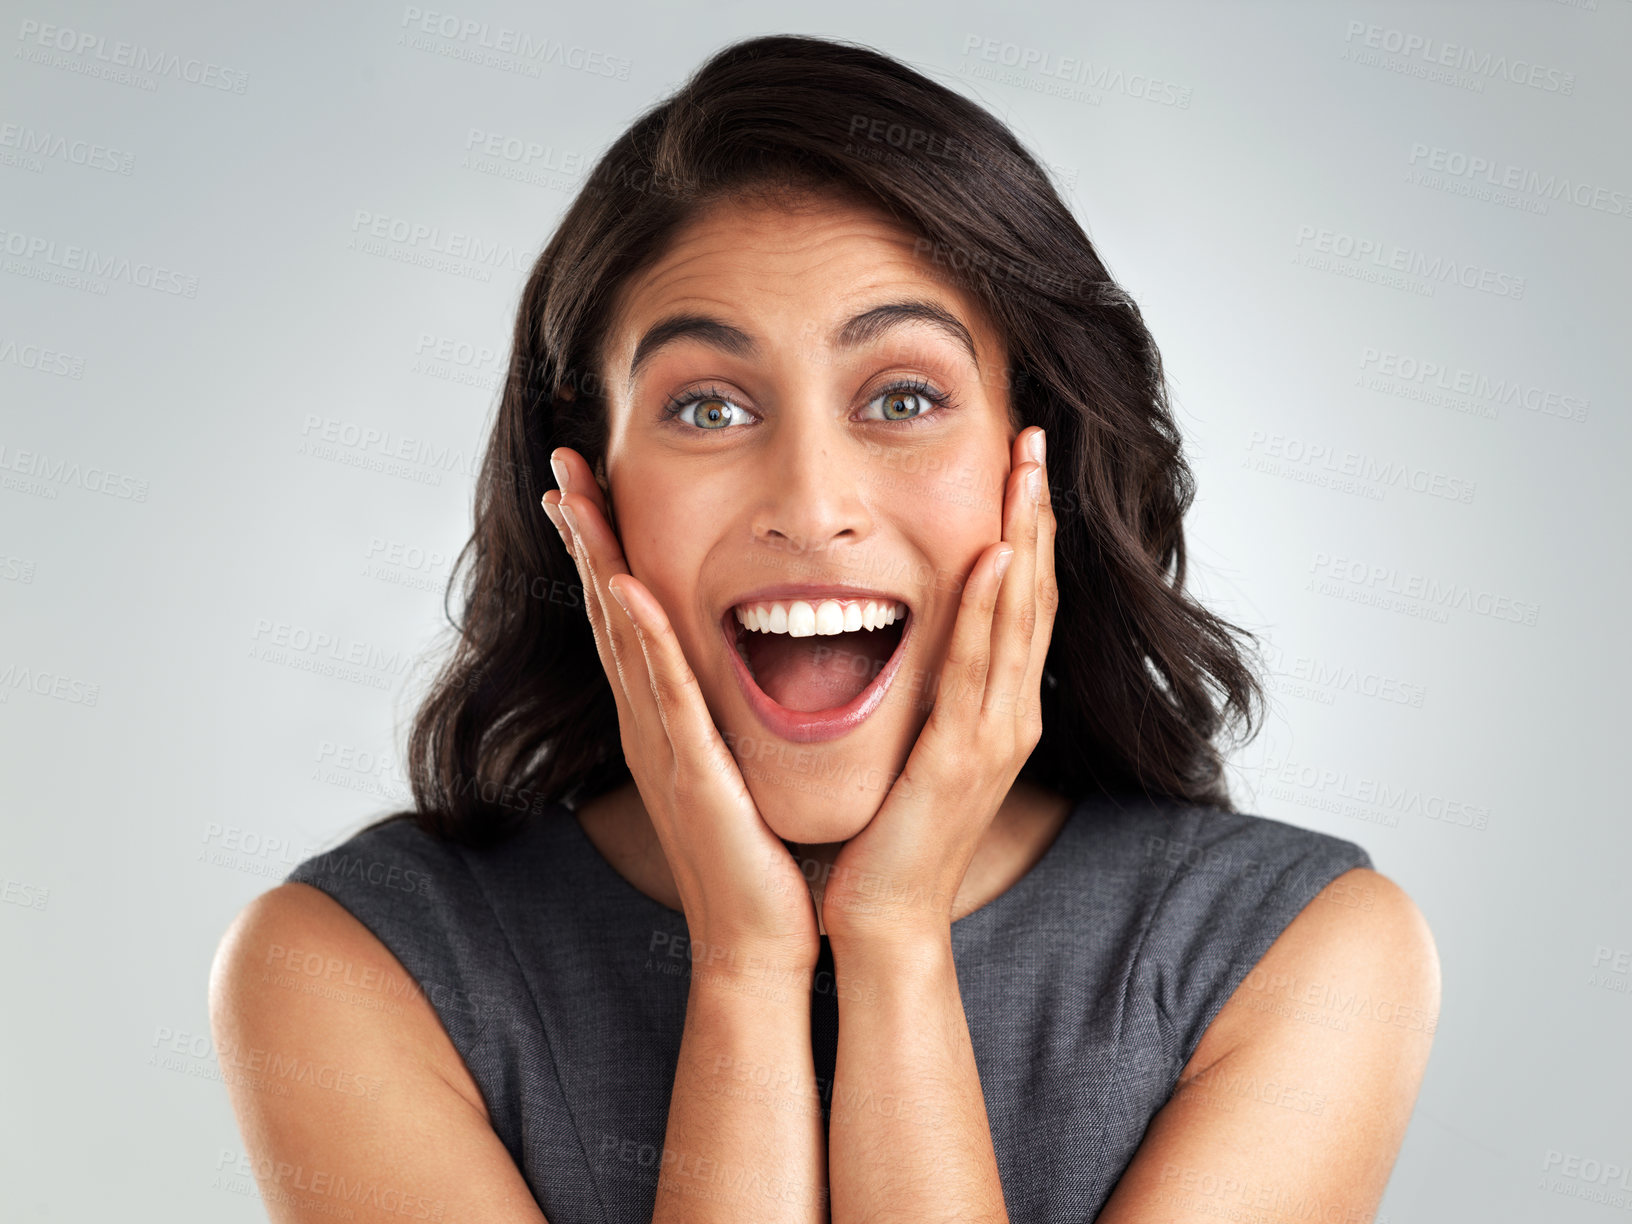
[718,605,914,744]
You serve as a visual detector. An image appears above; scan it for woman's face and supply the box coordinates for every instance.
[598,190,1019,845]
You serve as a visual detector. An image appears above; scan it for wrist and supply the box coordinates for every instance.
[826,919,955,980]
[683,928,820,1008]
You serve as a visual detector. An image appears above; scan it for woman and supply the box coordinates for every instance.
[210,34,1438,1224]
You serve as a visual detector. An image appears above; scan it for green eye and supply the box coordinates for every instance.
[659,377,958,433]
[661,389,750,430]
[860,377,956,427]
[875,389,927,421]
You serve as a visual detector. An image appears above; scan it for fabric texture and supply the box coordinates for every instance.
[284,790,1373,1222]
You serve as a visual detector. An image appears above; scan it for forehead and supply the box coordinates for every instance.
[603,191,1003,376]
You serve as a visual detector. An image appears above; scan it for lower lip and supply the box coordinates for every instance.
[719,608,913,744]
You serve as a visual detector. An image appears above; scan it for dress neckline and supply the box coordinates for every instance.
[553,794,1086,935]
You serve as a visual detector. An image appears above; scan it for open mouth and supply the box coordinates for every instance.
[718,595,913,743]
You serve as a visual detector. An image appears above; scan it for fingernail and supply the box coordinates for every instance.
[560,502,580,534]
[550,453,569,491]
[541,498,566,534]
[609,579,630,612]
[1029,428,1045,464]
[1028,464,1043,502]
[995,547,1015,581]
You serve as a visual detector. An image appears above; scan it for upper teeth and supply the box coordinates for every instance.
[734,598,906,637]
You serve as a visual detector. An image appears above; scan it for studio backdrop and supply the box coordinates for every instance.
[1,1,1626,1220]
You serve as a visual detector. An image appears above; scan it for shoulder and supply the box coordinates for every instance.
[208,876,489,1117]
[281,815,501,992]
[283,812,457,903]
[1180,866,1441,1084]
[274,815,526,1043]
[1069,791,1370,887]
[1095,863,1439,1220]
[1086,795,1379,1070]
[207,878,551,1220]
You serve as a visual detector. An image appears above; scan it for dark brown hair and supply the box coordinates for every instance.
[378,33,1266,847]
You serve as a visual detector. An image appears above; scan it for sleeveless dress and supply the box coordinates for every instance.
[284,791,1373,1222]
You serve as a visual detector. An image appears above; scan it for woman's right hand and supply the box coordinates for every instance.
[541,446,821,982]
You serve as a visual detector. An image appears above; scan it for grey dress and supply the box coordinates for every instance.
[284,790,1372,1222]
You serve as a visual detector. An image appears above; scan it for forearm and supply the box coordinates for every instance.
[827,932,1008,1223]
[655,945,829,1223]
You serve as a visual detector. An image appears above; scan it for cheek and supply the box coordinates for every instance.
[864,451,1007,594]
[614,484,715,646]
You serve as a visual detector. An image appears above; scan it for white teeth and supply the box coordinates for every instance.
[733,597,907,637]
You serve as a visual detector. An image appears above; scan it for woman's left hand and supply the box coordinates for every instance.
[821,424,1059,952]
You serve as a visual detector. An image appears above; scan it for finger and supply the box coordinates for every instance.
[540,490,574,560]
[550,449,666,764]
[927,540,1014,739]
[606,574,752,800]
[986,429,1044,725]
[1025,442,1060,720]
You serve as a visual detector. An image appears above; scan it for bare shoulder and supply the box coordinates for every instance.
[209,882,548,1223]
[210,882,487,1114]
[1182,867,1441,1079]
[1099,869,1441,1222]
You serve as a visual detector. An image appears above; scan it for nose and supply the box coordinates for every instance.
[748,412,875,556]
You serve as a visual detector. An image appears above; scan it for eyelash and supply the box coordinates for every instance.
[659,376,960,433]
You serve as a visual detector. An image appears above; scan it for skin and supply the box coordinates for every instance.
[208,190,1439,1224]
[554,188,1073,930]
[568,188,1049,850]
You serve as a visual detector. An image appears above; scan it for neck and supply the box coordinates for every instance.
[573,777,1072,929]
[779,778,1069,930]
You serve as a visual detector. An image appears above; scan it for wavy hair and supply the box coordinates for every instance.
[378,33,1266,847]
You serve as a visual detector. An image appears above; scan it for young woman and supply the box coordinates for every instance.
[210,34,1439,1224]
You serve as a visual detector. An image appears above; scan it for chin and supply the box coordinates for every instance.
[739,766,885,845]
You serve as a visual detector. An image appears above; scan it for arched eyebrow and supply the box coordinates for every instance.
[626,299,981,388]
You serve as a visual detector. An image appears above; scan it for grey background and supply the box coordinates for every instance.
[2,0,1627,1218]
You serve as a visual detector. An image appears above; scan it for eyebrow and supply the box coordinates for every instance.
[626,299,981,387]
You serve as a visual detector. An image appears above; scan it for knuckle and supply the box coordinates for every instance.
[667,772,697,813]
[1037,577,1060,618]
[647,669,680,709]
[960,649,989,692]
[1023,708,1044,748]
[648,662,697,710]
